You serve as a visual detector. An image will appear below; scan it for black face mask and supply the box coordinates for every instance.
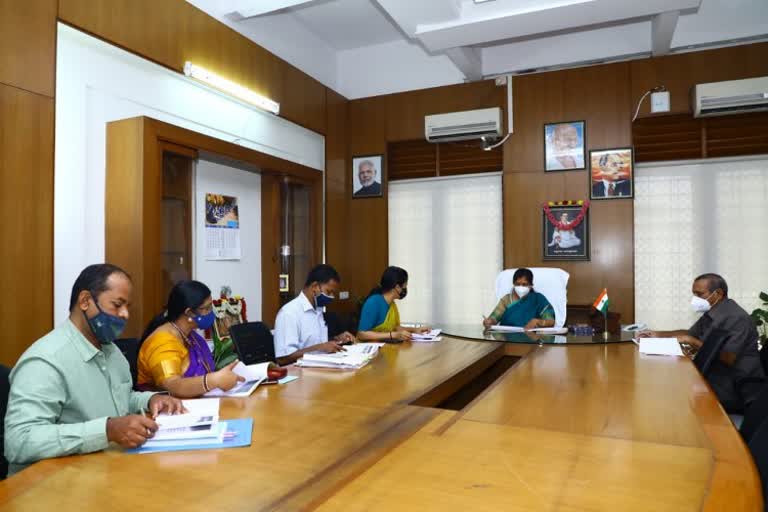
[398,287,408,300]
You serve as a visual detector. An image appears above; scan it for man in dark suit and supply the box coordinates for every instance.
[353,159,382,197]
[640,273,764,413]
[592,153,631,197]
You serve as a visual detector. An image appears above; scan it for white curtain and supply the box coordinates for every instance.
[634,156,768,329]
[388,173,503,326]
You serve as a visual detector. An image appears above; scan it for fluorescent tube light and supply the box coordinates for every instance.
[183,61,280,115]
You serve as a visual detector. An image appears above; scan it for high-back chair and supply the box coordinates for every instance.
[229,322,276,365]
[495,268,569,328]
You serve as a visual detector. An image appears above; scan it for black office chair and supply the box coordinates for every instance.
[114,338,140,388]
[742,383,768,443]
[229,322,276,365]
[0,364,11,480]
[748,416,768,511]
[760,346,768,375]
[324,311,355,339]
[693,328,730,376]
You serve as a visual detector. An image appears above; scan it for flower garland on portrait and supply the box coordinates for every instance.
[542,200,590,229]
[208,296,248,369]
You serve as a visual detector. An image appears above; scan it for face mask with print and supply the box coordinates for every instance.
[84,300,126,344]
[193,310,216,330]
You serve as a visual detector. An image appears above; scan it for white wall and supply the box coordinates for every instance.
[337,39,465,99]
[55,23,323,323]
[194,159,262,319]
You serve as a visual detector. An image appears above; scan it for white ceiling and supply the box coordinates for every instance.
[187,0,768,99]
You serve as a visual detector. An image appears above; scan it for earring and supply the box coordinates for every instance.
[187,317,193,322]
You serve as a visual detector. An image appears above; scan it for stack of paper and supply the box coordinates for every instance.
[128,398,253,454]
[296,343,384,370]
[411,329,442,342]
[637,338,684,356]
[204,361,271,397]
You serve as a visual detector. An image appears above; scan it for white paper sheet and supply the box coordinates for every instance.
[638,338,684,356]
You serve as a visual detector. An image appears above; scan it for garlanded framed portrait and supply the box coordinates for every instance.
[544,120,586,172]
[352,154,384,198]
[542,200,590,261]
[589,147,634,200]
[210,296,247,368]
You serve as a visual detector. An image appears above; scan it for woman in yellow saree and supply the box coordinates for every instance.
[357,266,428,343]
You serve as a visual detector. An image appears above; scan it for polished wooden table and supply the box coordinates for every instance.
[0,336,761,511]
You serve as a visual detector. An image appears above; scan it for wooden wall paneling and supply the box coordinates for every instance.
[504,72,565,173]
[502,172,566,267]
[261,175,282,325]
[502,62,634,322]
[388,140,437,181]
[384,80,505,141]
[0,0,57,97]
[633,114,703,162]
[105,118,148,339]
[630,42,768,118]
[438,141,502,176]
[324,89,357,313]
[0,85,54,364]
[58,0,327,133]
[347,98,390,302]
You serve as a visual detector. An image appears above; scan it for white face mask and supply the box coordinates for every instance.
[514,286,531,298]
[690,293,714,313]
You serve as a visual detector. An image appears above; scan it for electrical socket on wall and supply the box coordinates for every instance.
[650,91,670,113]
[339,291,350,300]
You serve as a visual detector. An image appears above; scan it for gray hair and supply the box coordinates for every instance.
[358,159,377,173]
[694,273,729,297]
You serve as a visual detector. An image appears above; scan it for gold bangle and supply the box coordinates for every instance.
[203,373,210,392]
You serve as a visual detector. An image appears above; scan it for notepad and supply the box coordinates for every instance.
[638,338,684,356]
[126,418,254,454]
[154,398,220,440]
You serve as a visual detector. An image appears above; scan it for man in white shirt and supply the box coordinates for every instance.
[273,264,355,365]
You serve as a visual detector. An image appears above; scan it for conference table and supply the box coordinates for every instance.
[0,327,761,511]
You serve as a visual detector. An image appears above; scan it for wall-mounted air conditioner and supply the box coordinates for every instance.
[425,107,502,142]
[693,76,768,118]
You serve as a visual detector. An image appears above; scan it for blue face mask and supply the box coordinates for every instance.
[84,301,126,345]
[193,311,216,330]
[315,292,334,309]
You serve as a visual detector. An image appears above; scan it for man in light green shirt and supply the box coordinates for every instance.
[5,264,184,475]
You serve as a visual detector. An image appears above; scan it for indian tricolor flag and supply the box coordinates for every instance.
[593,288,609,315]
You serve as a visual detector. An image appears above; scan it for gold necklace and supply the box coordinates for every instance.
[169,320,212,373]
[169,321,191,345]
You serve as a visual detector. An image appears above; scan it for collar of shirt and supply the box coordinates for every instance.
[704,298,735,323]
[298,291,321,314]
[64,318,104,362]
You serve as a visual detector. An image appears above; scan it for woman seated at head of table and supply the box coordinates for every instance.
[137,280,244,398]
[357,266,429,343]
[482,268,555,331]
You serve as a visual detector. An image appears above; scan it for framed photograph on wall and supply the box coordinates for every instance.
[352,154,384,198]
[589,147,634,200]
[542,201,590,261]
[544,121,586,172]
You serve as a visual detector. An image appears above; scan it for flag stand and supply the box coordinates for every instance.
[603,312,608,340]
